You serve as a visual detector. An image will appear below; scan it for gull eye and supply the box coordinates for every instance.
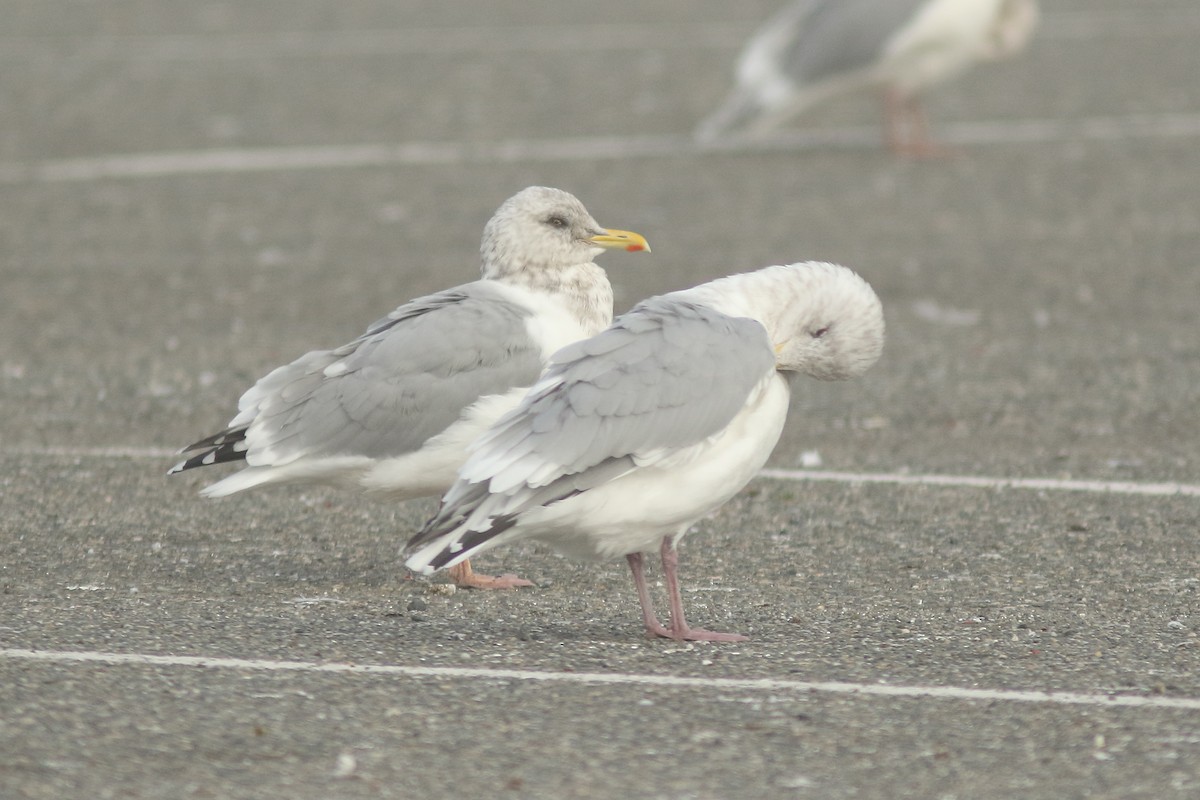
[545,215,569,230]
[810,326,830,339]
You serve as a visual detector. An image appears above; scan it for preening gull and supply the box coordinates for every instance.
[170,186,650,589]
[405,261,884,641]
[695,0,1040,155]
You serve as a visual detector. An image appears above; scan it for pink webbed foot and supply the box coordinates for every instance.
[643,622,749,643]
[447,560,534,590]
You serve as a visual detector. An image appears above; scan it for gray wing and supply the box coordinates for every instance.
[174,282,543,471]
[695,0,929,140]
[407,298,777,558]
[778,0,929,85]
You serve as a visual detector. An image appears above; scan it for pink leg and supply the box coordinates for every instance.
[448,559,534,590]
[901,99,956,158]
[626,552,674,639]
[883,87,908,154]
[657,537,749,643]
[883,88,956,159]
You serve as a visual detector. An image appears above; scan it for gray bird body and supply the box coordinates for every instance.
[172,282,550,499]
[171,186,648,508]
[777,0,930,88]
[408,299,780,562]
[406,261,885,570]
[405,261,884,638]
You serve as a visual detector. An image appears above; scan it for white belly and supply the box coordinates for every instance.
[521,373,791,560]
[357,389,528,499]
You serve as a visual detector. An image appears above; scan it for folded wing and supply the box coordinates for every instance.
[171,283,544,478]
[406,298,778,568]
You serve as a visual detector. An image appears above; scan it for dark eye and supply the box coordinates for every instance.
[545,215,569,229]
[810,326,830,339]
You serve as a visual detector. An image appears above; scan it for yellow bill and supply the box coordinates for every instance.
[586,229,650,253]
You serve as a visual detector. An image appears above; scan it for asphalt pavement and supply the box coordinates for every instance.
[2,1,1199,798]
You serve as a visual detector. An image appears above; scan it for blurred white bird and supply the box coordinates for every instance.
[170,186,649,589]
[696,0,1040,156]
[406,262,885,641]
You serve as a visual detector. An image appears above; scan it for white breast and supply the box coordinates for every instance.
[488,281,606,360]
[881,0,1005,94]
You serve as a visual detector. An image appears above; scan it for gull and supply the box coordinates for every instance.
[170,186,649,589]
[405,261,884,640]
[696,0,1040,155]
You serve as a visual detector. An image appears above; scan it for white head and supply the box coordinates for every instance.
[690,262,885,382]
[984,0,1040,60]
[479,186,649,282]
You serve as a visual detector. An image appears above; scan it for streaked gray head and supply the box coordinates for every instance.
[480,186,608,280]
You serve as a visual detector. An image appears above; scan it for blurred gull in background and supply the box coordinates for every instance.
[696,0,1040,155]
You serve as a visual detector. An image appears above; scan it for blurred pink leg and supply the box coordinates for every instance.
[884,87,956,158]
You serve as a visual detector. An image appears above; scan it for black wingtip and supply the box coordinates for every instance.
[178,426,248,454]
[425,515,518,570]
[166,440,248,474]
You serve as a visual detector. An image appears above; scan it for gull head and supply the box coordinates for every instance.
[984,0,1040,60]
[767,262,885,382]
[678,262,884,382]
[729,262,883,381]
[480,186,649,281]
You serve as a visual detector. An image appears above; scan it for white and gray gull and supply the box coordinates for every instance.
[696,0,1040,155]
[405,261,884,641]
[170,186,649,589]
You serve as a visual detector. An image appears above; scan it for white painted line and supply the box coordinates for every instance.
[758,469,1200,498]
[3,647,1197,711]
[0,11,1196,62]
[8,445,179,460]
[3,112,1200,184]
[7,446,1199,499]
[0,142,470,183]
[706,112,1200,152]
[0,24,744,61]
[0,135,687,183]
